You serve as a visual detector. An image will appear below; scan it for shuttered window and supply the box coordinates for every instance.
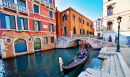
[5,15,11,29]
[33,20,41,31]
[49,11,53,18]
[43,37,48,44]
[17,16,28,30]
[49,0,52,4]
[49,23,54,32]
[33,5,39,13]
[50,37,54,43]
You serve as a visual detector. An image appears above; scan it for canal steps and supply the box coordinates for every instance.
[78,47,130,77]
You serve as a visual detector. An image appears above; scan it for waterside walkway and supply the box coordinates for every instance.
[78,47,130,77]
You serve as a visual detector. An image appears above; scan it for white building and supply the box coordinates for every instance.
[103,0,130,44]
[93,19,103,37]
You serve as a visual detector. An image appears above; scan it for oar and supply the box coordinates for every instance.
[59,57,63,71]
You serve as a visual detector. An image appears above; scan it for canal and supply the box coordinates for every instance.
[0,46,102,77]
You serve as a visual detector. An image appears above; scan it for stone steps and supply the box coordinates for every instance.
[105,57,110,73]
[110,55,117,76]
[114,54,125,77]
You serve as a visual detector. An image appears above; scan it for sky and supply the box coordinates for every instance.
[55,0,103,21]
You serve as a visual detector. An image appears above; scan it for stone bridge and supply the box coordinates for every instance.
[56,37,127,49]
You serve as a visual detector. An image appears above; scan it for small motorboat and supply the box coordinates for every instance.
[59,53,88,75]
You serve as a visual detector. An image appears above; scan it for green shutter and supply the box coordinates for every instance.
[0,13,6,29]
[33,20,36,31]
[10,15,16,29]
[38,21,41,31]
[49,23,51,32]
[17,17,21,30]
[24,18,28,30]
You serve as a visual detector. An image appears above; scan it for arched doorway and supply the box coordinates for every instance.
[34,38,41,50]
[14,38,27,53]
[107,22,113,30]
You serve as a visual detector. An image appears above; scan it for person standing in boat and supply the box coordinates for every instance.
[83,48,87,56]
[84,40,88,51]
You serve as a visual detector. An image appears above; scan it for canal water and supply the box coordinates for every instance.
[0,46,102,77]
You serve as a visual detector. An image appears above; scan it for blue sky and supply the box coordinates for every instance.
[55,0,103,21]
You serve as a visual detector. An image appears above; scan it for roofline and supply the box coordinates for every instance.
[59,7,93,23]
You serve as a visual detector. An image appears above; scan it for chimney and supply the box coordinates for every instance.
[56,7,58,11]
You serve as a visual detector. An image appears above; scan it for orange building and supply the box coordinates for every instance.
[56,7,94,39]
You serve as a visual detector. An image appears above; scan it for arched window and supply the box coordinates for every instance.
[83,19,84,24]
[79,17,81,23]
[108,6,113,16]
[34,38,41,50]
[107,22,113,30]
[64,26,67,35]
[83,29,85,35]
[72,13,75,21]
[73,26,76,34]
[79,28,81,34]
[63,13,67,21]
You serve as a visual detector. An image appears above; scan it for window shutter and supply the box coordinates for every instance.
[10,15,16,29]
[17,17,21,30]
[24,18,28,30]
[63,16,64,21]
[49,23,51,32]
[33,20,36,31]
[38,21,41,31]
[66,15,67,21]
[0,13,6,29]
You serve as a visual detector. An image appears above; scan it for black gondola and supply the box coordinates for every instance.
[59,53,88,75]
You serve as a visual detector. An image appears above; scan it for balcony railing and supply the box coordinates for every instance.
[41,0,45,5]
[34,0,41,3]
[2,0,29,14]
[49,3,54,9]
[45,1,49,7]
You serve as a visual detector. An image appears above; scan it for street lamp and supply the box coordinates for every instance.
[116,16,122,52]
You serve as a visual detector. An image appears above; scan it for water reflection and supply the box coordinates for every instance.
[0,46,102,77]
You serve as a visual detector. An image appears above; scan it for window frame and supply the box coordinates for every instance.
[50,37,54,43]
[49,11,53,18]
[33,4,39,14]
[43,37,48,44]
[17,0,26,7]
[5,15,11,29]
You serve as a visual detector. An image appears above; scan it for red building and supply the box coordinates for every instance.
[0,0,56,59]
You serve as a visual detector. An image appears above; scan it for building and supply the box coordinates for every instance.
[56,7,94,39]
[103,0,130,43]
[93,18,103,37]
[0,0,56,59]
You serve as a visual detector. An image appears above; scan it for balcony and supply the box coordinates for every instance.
[45,1,49,8]
[41,0,45,6]
[49,4,54,10]
[34,0,41,3]
[2,0,29,14]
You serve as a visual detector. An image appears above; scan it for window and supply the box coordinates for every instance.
[98,21,100,25]
[72,13,75,21]
[28,38,32,42]
[49,11,53,18]
[79,28,81,34]
[33,5,39,13]
[79,17,81,23]
[49,0,52,4]
[5,15,11,29]
[17,17,28,30]
[17,0,25,7]
[107,22,113,30]
[64,26,67,35]
[91,25,92,28]
[63,13,67,21]
[83,19,84,24]
[73,26,76,34]
[33,20,41,31]
[87,22,89,26]
[43,37,48,44]
[83,29,85,35]
[49,24,54,32]
[5,15,16,29]
[5,38,11,44]
[107,6,113,16]
[51,37,54,43]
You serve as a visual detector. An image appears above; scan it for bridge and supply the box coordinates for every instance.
[56,35,128,49]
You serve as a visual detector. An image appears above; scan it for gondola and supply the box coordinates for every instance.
[59,53,88,75]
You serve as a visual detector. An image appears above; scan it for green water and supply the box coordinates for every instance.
[0,46,102,77]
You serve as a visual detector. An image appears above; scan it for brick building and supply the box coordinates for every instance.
[0,0,56,59]
[56,7,94,39]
